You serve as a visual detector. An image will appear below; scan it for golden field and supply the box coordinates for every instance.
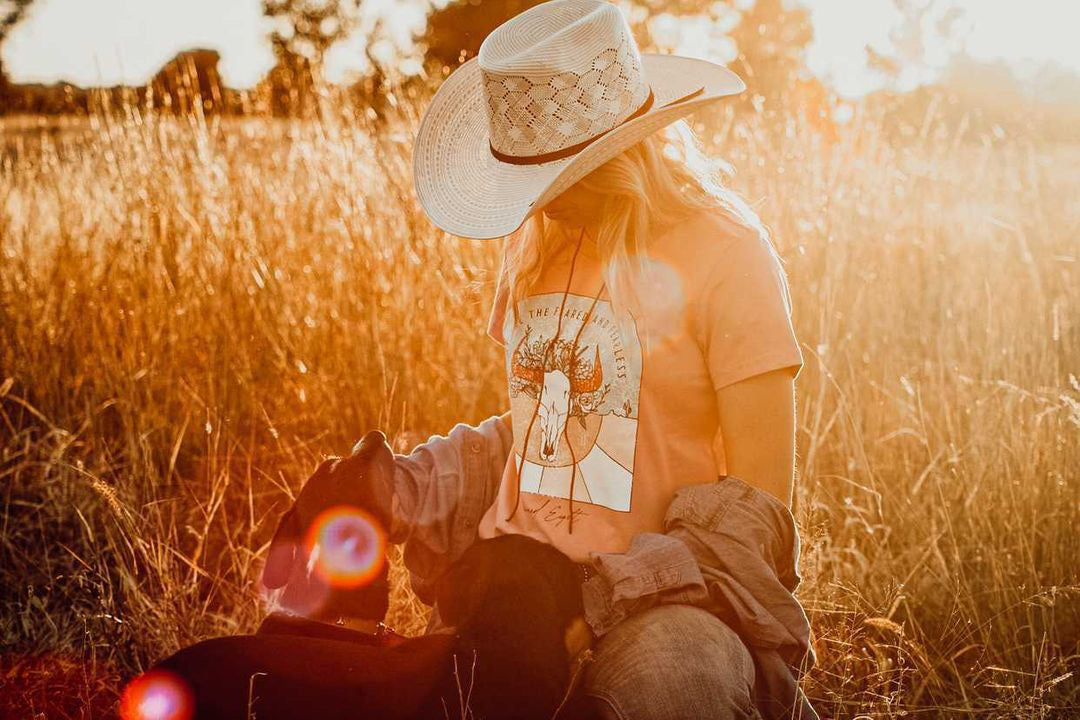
[1,91,1078,718]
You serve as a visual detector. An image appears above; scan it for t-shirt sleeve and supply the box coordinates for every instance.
[694,228,803,391]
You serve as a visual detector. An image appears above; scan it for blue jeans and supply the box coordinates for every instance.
[583,604,758,720]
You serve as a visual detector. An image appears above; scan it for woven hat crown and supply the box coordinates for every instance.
[477,0,650,159]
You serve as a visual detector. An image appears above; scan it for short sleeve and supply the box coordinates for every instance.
[694,229,803,391]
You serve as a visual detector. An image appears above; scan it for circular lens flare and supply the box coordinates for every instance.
[304,505,386,588]
[120,669,194,720]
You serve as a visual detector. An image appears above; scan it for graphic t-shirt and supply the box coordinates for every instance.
[477,209,803,562]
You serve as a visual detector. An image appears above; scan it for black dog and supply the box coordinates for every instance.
[148,534,592,719]
[148,500,593,720]
[140,431,596,719]
[153,627,455,719]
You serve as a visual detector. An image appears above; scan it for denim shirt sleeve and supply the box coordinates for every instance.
[390,414,511,604]
[580,477,809,648]
[664,476,817,720]
[580,533,710,636]
[663,476,809,658]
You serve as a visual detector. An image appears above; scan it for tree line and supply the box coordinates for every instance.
[0,0,815,116]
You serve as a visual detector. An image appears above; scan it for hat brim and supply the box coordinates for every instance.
[412,54,745,240]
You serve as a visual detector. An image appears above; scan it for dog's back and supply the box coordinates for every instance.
[137,534,595,720]
[155,631,456,720]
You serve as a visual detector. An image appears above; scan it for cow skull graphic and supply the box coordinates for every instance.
[512,329,605,462]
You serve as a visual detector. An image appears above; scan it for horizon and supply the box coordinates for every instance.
[3,0,1080,98]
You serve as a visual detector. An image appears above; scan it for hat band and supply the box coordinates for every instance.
[490,88,654,166]
[489,86,705,165]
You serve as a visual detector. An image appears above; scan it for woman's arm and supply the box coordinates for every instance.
[715,368,796,507]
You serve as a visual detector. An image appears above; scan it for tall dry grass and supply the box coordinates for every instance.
[1,87,1078,718]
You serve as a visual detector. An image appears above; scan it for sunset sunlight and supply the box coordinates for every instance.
[2,0,1077,718]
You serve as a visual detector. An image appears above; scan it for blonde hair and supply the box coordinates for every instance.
[501,119,768,331]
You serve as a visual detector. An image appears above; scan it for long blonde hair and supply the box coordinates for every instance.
[501,119,768,330]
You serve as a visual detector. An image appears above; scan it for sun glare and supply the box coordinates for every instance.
[119,670,194,720]
[304,505,387,588]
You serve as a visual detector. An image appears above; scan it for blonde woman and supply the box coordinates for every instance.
[412,1,815,717]
[268,1,816,718]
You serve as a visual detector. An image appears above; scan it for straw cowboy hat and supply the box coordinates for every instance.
[412,0,745,240]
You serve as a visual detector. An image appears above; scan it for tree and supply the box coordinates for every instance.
[263,0,359,74]
[149,49,228,114]
[0,0,35,93]
[421,0,546,71]
[731,0,813,81]
[419,0,814,107]
[864,0,966,92]
[260,0,362,113]
[729,0,813,109]
[419,0,724,69]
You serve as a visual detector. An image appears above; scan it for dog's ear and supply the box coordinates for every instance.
[262,507,300,589]
[349,429,389,462]
[262,456,341,589]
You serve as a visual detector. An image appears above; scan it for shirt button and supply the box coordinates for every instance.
[469,441,481,454]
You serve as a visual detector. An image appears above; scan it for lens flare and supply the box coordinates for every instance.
[304,505,386,588]
[119,669,194,720]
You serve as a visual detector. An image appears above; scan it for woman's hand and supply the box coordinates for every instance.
[715,368,797,507]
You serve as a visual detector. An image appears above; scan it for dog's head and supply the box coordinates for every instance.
[261,430,396,624]
[435,534,590,720]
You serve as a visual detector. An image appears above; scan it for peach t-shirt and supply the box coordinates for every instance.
[477,209,802,563]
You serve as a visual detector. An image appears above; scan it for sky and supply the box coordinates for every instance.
[3,0,1080,97]
[803,0,1080,96]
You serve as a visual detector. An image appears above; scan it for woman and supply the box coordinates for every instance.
[263,1,812,718]
[407,1,810,718]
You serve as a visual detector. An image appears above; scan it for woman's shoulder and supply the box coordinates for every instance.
[654,206,775,277]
